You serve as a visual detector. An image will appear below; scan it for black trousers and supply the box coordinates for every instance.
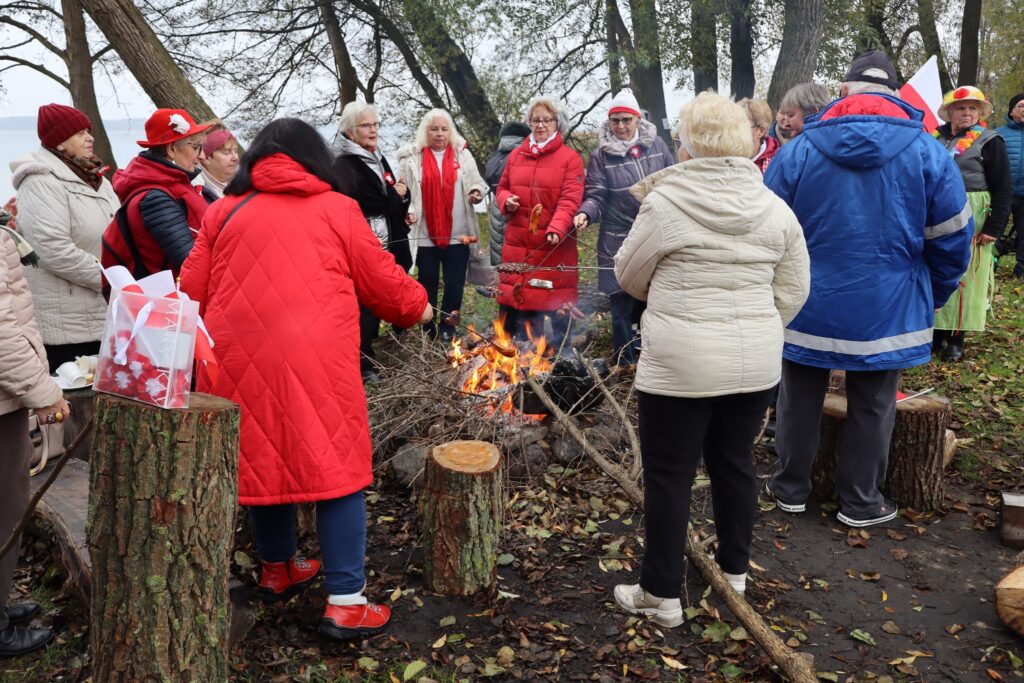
[416,244,470,338]
[498,304,571,352]
[358,306,379,373]
[637,388,774,598]
[0,408,30,630]
[1011,195,1024,277]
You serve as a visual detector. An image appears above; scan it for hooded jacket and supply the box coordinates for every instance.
[765,94,973,371]
[180,154,428,505]
[578,118,675,293]
[996,115,1024,197]
[494,133,585,311]
[615,157,810,397]
[11,148,119,345]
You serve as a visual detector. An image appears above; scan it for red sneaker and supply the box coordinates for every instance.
[256,556,320,604]
[318,601,391,641]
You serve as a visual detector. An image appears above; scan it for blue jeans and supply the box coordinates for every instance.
[609,291,644,366]
[248,491,366,595]
[417,244,470,338]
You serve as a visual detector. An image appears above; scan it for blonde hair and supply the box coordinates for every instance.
[414,109,466,150]
[525,96,570,135]
[737,98,773,130]
[677,92,755,159]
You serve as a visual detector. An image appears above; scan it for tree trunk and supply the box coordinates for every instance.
[766,0,824,110]
[81,0,218,121]
[605,0,625,93]
[88,393,239,682]
[420,440,502,596]
[957,0,982,86]
[996,565,1024,637]
[61,0,116,174]
[917,0,954,92]
[691,0,720,94]
[316,0,359,106]
[626,0,673,148]
[729,0,756,98]
[855,0,904,82]
[811,392,950,512]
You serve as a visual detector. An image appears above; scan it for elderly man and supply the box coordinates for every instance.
[997,94,1024,279]
[763,50,973,528]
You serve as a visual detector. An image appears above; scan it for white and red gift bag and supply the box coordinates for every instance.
[95,267,215,409]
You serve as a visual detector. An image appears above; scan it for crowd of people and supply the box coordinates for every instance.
[2,46,1022,654]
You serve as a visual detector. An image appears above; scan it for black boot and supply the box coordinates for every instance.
[941,331,964,361]
[5,602,40,625]
[932,329,947,354]
[0,623,53,658]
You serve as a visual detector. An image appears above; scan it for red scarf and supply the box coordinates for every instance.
[421,146,457,248]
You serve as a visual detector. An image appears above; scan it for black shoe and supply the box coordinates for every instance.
[941,340,963,361]
[0,624,53,658]
[5,602,40,626]
[932,329,947,354]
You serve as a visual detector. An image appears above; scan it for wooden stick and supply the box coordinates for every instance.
[582,360,642,481]
[526,378,817,683]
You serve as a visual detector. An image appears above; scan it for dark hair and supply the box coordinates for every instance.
[225,118,339,195]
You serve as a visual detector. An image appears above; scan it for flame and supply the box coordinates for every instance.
[449,314,552,414]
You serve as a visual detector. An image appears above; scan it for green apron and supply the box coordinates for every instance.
[934,191,993,332]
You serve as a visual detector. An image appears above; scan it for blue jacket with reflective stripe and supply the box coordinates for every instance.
[996,116,1024,197]
[764,94,973,371]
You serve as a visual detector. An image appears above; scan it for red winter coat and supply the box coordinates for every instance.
[495,134,584,311]
[180,154,428,505]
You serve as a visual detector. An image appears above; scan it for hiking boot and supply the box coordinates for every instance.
[0,624,52,658]
[613,584,683,628]
[5,602,40,626]
[256,556,321,604]
[837,499,899,528]
[764,480,806,514]
[318,601,391,642]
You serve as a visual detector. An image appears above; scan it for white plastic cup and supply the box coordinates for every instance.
[56,361,88,388]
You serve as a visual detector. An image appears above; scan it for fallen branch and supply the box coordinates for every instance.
[526,378,817,683]
[582,360,642,481]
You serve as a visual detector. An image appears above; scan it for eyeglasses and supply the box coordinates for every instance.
[609,117,635,126]
[530,117,555,126]
[355,122,380,130]
[186,142,203,153]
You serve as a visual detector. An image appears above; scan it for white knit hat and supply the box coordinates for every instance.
[608,89,641,118]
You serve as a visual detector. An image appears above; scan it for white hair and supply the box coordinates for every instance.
[843,80,899,96]
[339,101,377,136]
[525,95,570,135]
[413,109,466,150]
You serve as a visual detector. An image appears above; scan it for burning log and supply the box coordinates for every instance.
[514,355,608,415]
[420,440,503,596]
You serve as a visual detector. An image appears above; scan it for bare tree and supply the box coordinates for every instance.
[766,0,824,109]
[730,0,756,98]
[916,0,954,92]
[957,0,981,85]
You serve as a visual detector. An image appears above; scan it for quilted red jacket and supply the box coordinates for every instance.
[495,133,584,311]
[180,154,428,505]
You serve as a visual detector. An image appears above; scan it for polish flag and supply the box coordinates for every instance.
[900,56,943,132]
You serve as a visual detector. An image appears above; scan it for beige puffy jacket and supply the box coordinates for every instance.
[11,148,119,345]
[0,230,63,416]
[614,157,810,398]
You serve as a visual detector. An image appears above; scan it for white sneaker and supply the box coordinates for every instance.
[723,571,747,595]
[613,584,683,627]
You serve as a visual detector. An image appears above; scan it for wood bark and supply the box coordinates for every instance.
[88,393,239,683]
[729,0,756,99]
[916,0,954,92]
[957,0,982,86]
[996,565,1024,637]
[691,0,720,94]
[605,0,625,93]
[625,0,673,148]
[81,0,218,121]
[854,0,904,82]
[420,440,502,596]
[811,393,951,511]
[316,0,359,106]
[766,0,824,110]
[31,458,92,606]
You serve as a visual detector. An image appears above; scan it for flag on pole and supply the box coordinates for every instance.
[900,56,943,132]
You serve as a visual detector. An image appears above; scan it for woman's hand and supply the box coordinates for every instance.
[547,233,561,246]
[468,189,483,205]
[573,213,589,230]
[394,177,408,199]
[406,212,417,225]
[504,195,520,213]
[2,197,17,230]
[976,233,998,245]
[36,396,71,425]
[419,302,434,324]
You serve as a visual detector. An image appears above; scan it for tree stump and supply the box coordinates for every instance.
[420,440,502,596]
[811,392,951,511]
[996,565,1024,637]
[88,393,239,683]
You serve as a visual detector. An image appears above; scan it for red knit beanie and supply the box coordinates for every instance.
[38,103,91,148]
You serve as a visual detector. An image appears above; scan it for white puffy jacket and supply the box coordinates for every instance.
[614,157,810,398]
[10,148,119,345]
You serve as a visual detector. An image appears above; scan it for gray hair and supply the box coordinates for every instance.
[843,78,899,97]
[339,101,377,136]
[413,109,466,150]
[779,82,831,117]
[525,95,570,135]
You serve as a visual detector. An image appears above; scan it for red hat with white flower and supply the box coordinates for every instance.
[137,108,213,148]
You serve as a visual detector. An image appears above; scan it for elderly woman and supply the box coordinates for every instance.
[398,109,486,341]
[738,98,779,173]
[495,96,584,349]
[1,229,71,656]
[196,124,239,200]
[9,103,119,370]
[932,86,1013,361]
[181,118,430,642]
[775,83,830,145]
[101,108,212,279]
[612,92,809,626]
[334,101,412,380]
[573,89,673,366]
